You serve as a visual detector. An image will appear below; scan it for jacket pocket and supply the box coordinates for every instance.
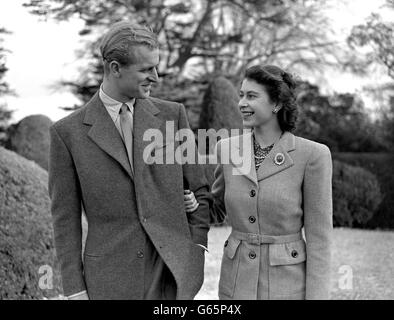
[144,140,175,164]
[269,239,306,266]
[84,252,104,258]
[268,239,306,297]
[218,237,241,298]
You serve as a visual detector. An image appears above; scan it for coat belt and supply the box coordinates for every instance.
[231,230,302,245]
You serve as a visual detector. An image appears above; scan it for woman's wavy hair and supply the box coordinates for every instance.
[244,64,299,132]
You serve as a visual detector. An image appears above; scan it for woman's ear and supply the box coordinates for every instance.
[272,103,281,114]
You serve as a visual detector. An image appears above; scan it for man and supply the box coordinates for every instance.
[48,21,211,300]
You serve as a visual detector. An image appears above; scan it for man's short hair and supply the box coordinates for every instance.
[100,21,159,72]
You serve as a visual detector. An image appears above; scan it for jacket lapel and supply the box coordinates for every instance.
[132,98,163,177]
[256,131,295,182]
[83,92,133,179]
[229,132,258,186]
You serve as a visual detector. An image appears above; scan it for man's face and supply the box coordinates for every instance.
[117,45,159,100]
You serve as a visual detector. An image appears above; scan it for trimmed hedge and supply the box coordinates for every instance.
[0,146,62,299]
[198,77,243,154]
[332,160,382,227]
[7,115,52,170]
[333,152,394,230]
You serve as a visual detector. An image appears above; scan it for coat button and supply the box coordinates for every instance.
[137,250,144,258]
[291,250,298,258]
[224,240,228,247]
[249,189,256,197]
[248,216,256,223]
[142,217,147,223]
[249,251,256,259]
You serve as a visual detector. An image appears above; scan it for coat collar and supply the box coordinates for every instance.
[256,131,295,182]
[83,92,163,180]
[230,131,295,185]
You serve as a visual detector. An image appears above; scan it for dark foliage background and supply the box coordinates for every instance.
[333,152,394,230]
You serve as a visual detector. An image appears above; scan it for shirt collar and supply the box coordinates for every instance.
[99,84,135,119]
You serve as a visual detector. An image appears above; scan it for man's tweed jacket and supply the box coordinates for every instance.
[48,92,211,299]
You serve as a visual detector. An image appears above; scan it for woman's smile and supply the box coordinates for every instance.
[240,107,255,118]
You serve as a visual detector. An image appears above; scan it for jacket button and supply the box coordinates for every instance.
[291,250,298,258]
[248,216,256,223]
[142,217,147,223]
[137,250,144,258]
[249,251,256,259]
[224,240,228,247]
[249,189,256,197]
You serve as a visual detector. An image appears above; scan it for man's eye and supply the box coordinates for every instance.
[247,95,256,99]
[143,67,156,73]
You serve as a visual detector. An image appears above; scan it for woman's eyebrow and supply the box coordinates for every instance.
[240,90,259,95]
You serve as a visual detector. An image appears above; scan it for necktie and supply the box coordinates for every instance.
[119,103,134,176]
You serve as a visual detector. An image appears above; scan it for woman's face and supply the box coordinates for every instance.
[238,78,277,129]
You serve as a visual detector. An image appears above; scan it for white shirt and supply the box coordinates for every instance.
[99,84,135,137]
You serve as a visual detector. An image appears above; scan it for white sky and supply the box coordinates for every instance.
[0,0,391,123]
[0,0,83,122]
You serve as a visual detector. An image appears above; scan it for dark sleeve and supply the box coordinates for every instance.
[177,104,212,247]
[210,141,227,225]
[48,125,86,296]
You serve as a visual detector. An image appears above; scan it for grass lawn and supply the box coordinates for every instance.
[195,226,394,300]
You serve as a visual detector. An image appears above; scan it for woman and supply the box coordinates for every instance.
[185,64,333,300]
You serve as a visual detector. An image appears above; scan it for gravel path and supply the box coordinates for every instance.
[195,226,394,300]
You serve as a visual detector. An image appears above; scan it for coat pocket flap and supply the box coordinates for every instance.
[154,140,174,150]
[144,140,175,164]
[223,237,241,260]
[269,239,306,266]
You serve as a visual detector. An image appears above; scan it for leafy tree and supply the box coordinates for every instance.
[296,81,386,152]
[23,0,342,109]
[375,89,394,150]
[347,0,394,150]
[0,27,13,146]
[347,1,394,78]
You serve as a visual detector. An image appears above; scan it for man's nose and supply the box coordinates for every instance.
[148,67,159,83]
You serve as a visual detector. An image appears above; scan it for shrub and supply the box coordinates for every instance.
[7,115,52,170]
[198,76,243,154]
[333,152,394,229]
[0,146,62,299]
[332,160,383,228]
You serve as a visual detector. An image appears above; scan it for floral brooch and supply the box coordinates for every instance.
[274,152,285,166]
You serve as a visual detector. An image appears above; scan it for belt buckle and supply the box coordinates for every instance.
[247,233,260,245]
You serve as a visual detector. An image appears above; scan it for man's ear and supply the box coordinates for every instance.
[109,61,121,77]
